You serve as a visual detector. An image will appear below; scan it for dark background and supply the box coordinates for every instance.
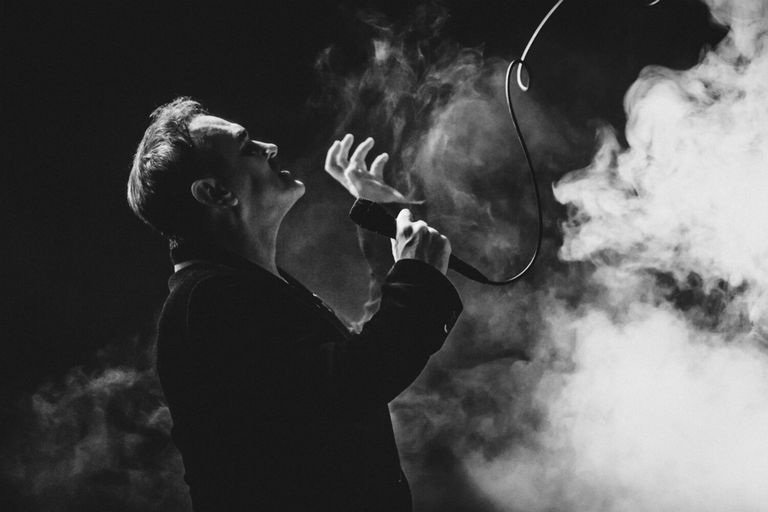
[1,0,725,509]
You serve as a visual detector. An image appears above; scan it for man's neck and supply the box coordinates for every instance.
[199,222,282,278]
[231,228,280,277]
[235,230,280,277]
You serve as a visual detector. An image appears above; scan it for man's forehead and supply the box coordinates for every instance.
[188,115,245,149]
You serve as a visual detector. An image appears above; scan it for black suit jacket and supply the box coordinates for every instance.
[156,241,462,511]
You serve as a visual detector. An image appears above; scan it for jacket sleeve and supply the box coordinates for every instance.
[185,259,462,419]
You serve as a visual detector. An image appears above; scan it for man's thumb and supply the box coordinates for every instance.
[397,208,414,222]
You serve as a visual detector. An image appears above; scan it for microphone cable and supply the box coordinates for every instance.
[352,0,663,285]
[458,0,568,285]
[495,0,662,285]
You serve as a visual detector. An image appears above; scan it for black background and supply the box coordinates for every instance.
[1,0,725,508]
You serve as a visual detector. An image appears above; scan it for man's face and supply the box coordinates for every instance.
[188,115,305,218]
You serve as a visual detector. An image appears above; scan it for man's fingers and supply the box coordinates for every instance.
[369,152,388,180]
[324,141,347,183]
[325,140,341,169]
[337,134,354,168]
[391,210,451,274]
[441,234,451,253]
[412,220,428,233]
[328,133,411,202]
[397,208,414,223]
[350,137,375,168]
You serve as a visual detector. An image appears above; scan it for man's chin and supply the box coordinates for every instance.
[285,173,304,190]
[277,170,302,187]
[285,178,306,200]
[292,180,306,196]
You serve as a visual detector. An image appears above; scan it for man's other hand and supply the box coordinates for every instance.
[325,134,415,203]
[391,209,451,275]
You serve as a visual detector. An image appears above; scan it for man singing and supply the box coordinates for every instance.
[126,97,462,511]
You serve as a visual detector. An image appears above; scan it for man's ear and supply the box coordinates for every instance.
[190,178,239,208]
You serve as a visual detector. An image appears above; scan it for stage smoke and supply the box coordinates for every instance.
[463,2,768,510]
[5,2,766,511]
[0,337,190,512]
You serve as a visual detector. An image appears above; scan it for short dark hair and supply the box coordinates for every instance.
[127,97,218,240]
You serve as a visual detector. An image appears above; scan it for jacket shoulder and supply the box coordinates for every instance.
[161,264,255,341]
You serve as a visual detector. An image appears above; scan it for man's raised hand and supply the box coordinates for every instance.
[324,134,415,203]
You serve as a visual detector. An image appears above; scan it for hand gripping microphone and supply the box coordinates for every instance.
[349,199,520,285]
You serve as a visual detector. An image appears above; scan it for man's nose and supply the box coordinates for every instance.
[256,141,278,159]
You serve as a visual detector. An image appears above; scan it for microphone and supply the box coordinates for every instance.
[349,199,491,283]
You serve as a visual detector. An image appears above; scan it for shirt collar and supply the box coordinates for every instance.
[170,238,254,272]
[169,238,308,290]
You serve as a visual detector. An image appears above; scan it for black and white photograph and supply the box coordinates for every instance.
[2,0,767,510]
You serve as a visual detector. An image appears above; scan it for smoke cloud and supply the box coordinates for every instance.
[6,1,768,511]
[0,337,190,511]
[459,1,768,511]
[314,3,578,280]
